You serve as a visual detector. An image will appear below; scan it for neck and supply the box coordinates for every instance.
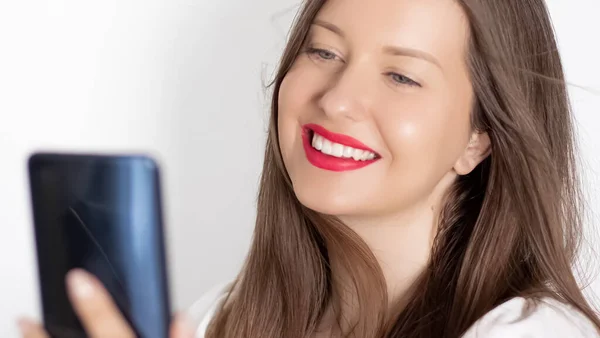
[319,172,455,332]
[341,201,437,303]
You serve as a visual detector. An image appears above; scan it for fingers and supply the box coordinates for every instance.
[17,315,196,338]
[17,318,49,338]
[66,269,136,338]
[169,313,196,338]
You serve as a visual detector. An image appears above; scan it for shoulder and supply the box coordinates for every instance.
[462,297,599,338]
[186,281,232,338]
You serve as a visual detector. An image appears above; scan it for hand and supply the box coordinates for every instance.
[18,269,194,338]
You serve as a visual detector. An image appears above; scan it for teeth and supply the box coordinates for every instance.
[321,139,333,155]
[332,143,344,157]
[343,146,354,158]
[352,149,364,161]
[313,134,323,150]
[311,133,376,161]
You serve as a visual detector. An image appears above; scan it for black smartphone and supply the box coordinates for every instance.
[28,153,171,338]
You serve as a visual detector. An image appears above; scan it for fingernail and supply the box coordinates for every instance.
[17,318,33,334]
[67,269,95,299]
[174,313,196,336]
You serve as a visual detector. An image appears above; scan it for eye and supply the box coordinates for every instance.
[386,72,421,87]
[306,47,340,62]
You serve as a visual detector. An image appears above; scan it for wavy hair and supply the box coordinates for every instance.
[206,1,600,336]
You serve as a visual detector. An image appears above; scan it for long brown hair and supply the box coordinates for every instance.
[206,0,600,337]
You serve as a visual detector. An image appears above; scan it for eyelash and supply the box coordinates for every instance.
[305,47,339,61]
[384,72,421,87]
[304,46,422,88]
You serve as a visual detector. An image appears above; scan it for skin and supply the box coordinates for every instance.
[278,0,490,328]
[18,269,194,338]
[19,0,490,335]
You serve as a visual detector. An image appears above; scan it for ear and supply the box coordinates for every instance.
[453,131,491,175]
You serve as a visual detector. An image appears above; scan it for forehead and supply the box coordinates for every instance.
[314,0,471,68]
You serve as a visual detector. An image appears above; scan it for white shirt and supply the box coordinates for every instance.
[188,282,599,337]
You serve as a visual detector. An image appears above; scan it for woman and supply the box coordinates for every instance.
[18,0,600,337]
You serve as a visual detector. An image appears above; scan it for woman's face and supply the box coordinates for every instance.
[278,0,478,219]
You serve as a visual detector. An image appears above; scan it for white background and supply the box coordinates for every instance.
[0,1,598,337]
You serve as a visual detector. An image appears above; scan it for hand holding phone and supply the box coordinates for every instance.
[18,269,195,338]
[26,153,174,338]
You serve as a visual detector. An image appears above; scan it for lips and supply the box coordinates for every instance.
[302,123,380,172]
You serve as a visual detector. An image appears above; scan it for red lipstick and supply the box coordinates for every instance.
[302,123,380,172]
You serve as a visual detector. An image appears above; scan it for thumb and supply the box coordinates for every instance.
[169,313,196,338]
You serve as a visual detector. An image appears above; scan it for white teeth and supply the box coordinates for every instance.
[314,134,323,150]
[332,143,344,157]
[311,133,376,161]
[352,149,364,161]
[343,146,354,158]
[321,139,333,155]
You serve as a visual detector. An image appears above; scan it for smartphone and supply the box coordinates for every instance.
[28,153,171,338]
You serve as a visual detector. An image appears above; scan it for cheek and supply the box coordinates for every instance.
[277,69,312,171]
[278,61,322,117]
[277,62,327,162]
[379,98,471,185]
[277,78,296,169]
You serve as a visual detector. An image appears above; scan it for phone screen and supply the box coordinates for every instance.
[28,153,171,338]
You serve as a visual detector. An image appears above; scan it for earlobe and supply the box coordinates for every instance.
[454,132,491,175]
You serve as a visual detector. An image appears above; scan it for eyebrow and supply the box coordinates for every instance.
[382,46,442,69]
[313,19,346,38]
[312,19,442,70]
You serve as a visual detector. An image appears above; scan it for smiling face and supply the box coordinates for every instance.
[278,0,484,221]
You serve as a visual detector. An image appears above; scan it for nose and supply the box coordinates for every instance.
[317,65,371,122]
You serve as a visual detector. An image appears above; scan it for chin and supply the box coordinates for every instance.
[292,182,363,217]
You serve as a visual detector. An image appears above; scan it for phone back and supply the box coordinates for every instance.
[28,153,171,338]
